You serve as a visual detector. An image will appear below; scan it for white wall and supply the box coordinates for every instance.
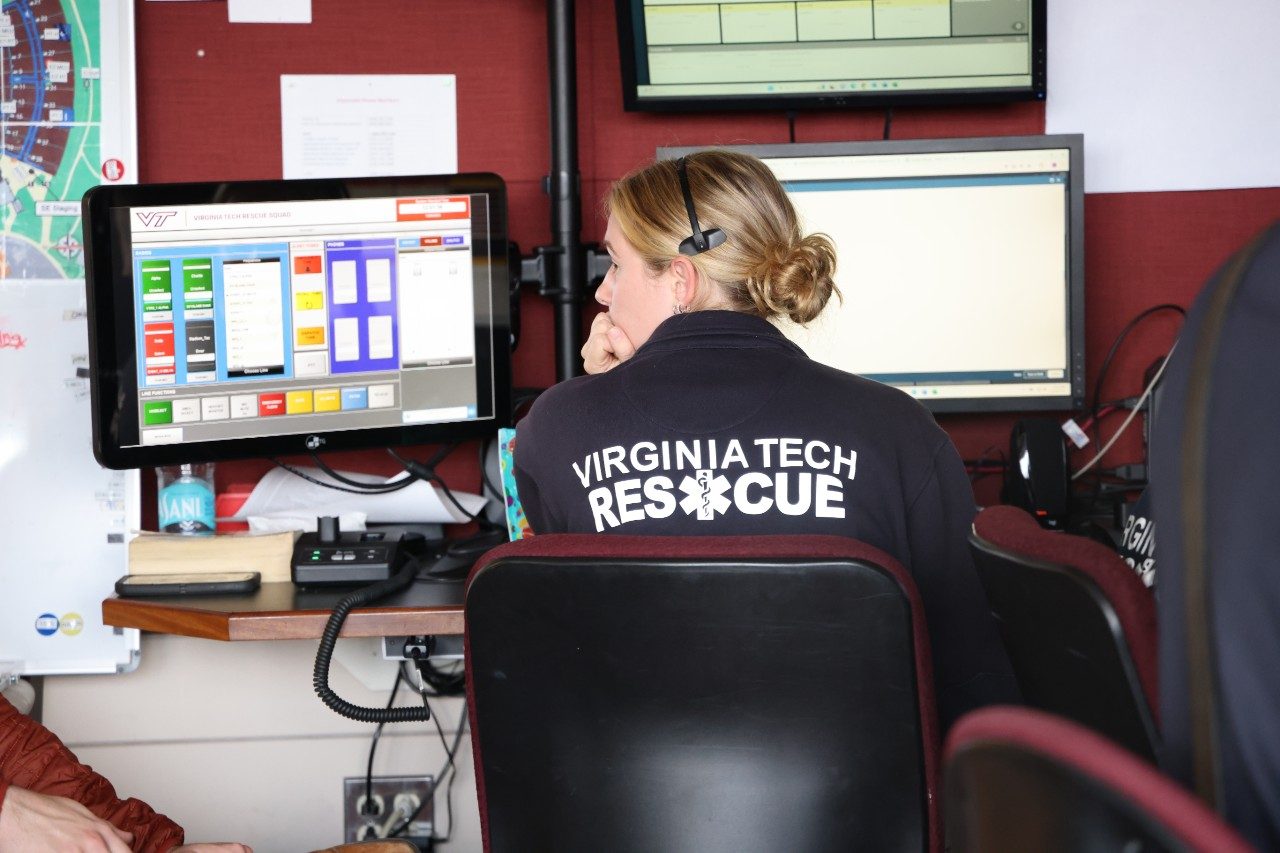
[1048,1,1280,192]
[43,635,481,853]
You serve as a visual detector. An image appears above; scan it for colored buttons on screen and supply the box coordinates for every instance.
[231,394,257,418]
[341,388,368,410]
[286,390,314,414]
[143,401,173,425]
[258,393,286,416]
[314,389,341,412]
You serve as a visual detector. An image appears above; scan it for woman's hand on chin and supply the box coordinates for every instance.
[582,312,637,374]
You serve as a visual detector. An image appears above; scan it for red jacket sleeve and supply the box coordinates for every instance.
[0,693,185,852]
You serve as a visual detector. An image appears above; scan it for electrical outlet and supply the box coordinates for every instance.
[343,775,434,843]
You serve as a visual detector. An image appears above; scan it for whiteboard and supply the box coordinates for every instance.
[0,1,140,673]
[0,282,140,675]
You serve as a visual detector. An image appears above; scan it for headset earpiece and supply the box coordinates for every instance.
[676,157,726,256]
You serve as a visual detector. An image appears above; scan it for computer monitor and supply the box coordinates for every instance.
[83,174,511,469]
[617,0,1045,112]
[658,135,1084,413]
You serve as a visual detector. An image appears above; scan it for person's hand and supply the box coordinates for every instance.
[0,786,134,852]
[170,844,253,852]
[582,311,637,374]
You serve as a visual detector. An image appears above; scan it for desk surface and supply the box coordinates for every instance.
[102,579,465,641]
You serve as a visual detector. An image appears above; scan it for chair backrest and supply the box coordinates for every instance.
[969,504,1159,762]
[944,706,1253,853]
[464,533,940,853]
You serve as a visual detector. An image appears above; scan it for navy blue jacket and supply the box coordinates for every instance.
[515,310,1017,730]
[1151,221,1280,850]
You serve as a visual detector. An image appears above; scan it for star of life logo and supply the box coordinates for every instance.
[680,470,732,519]
[574,437,857,532]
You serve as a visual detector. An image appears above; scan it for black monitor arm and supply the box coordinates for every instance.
[516,0,613,384]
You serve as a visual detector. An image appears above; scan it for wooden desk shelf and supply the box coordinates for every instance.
[103,580,465,642]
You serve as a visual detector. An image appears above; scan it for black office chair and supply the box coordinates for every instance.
[464,534,941,853]
[969,505,1160,762]
[945,706,1253,853]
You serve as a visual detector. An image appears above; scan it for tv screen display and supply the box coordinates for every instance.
[659,135,1084,413]
[619,0,1045,112]
[83,174,511,469]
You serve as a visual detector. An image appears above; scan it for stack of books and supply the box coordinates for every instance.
[127,530,299,583]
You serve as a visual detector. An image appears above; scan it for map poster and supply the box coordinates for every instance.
[0,1,138,675]
[1,0,136,281]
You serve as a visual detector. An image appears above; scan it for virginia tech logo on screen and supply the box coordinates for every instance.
[135,210,179,228]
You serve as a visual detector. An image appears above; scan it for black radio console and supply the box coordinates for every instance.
[291,516,403,586]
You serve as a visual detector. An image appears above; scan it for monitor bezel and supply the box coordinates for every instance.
[83,173,512,470]
[657,134,1086,414]
[617,0,1046,113]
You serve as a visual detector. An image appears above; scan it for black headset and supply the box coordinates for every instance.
[676,157,726,256]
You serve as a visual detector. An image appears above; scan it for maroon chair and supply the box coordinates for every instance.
[945,706,1253,852]
[969,505,1159,761]
[464,534,940,853]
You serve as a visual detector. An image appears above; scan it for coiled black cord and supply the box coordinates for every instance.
[313,554,432,723]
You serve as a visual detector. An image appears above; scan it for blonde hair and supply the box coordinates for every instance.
[607,150,839,324]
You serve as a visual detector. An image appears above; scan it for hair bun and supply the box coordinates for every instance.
[746,233,839,325]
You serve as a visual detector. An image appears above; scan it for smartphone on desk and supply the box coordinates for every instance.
[115,571,261,597]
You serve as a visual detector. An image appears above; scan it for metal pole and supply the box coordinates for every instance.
[547,0,585,382]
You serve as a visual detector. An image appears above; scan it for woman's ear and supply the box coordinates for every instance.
[668,255,701,311]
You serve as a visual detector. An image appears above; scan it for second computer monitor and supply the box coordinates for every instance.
[659,135,1085,413]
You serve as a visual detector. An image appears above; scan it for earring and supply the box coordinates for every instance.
[672,302,688,315]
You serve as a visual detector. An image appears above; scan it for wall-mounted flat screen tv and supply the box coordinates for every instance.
[617,0,1045,112]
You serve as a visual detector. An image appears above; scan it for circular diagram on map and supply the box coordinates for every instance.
[0,234,64,279]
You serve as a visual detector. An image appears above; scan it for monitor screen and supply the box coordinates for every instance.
[658,135,1084,413]
[83,174,511,469]
[617,0,1045,112]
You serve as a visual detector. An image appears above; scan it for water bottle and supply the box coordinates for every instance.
[157,463,216,534]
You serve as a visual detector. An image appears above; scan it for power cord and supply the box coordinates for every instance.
[309,452,419,492]
[274,443,499,530]
[389,686,469,844]
[272,441,461,497]
[1064,304,1184,521]
[422,696,462,844]
[271,457,417,495]
[406,648,466,697]
[1103,463,1148,482]
[363,666,406,815]
[965,445,1006,485]
[1072,344,1175,481]
[355,660,467,843]
[1088,303,1185,437]
[387,447,497,528]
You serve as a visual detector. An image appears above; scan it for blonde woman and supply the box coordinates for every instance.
[514,150,1016,729]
